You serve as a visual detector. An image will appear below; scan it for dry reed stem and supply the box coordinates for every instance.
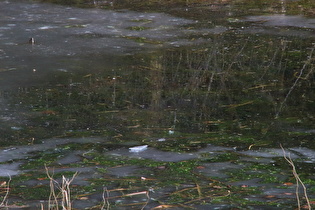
[280,144,311,210]
[45,166,59,210]
[100,187,150,210]
[140,191,150,210]
[45,165,77,210]
[0,175,11,207]
[61,174,77,210]
[101,187,110,210]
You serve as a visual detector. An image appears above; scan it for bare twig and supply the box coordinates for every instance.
[0,175,11,207]
[101,187,110,210]
[61,173,77,210]
[45,166,59,210]
[45,165,78,210]
[140,191,150,210]
[280,144,311,210]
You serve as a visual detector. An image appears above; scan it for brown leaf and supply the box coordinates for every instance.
[265,195,276,198]
[41,110,58,115]
[283,182,294,186]
[157,165,166,169]
[152,205,179,209]
[212,185,223,189]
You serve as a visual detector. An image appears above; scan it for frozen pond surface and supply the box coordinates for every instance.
[0,137,314,208]
[243,15,315,37]
[1,1,315,90]
[0,0,197,56]
[0,0,222,70]
[0,137,314,177]
[245,15,315,29]
[0,0,213,91]
[0,0,315,209]
[0,0,202,89]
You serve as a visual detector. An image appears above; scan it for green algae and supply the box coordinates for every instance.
[225,162,285,183]
[20,151,63,170]
[126,26,151,31]
[1,144,313,209]
[201,151,240,163]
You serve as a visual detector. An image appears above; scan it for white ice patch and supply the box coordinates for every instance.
[129,145,148,153]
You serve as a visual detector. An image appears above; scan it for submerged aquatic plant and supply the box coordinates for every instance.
[275,47,315,119]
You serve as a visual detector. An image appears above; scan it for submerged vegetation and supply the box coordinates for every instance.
[5,31,315,149]
[0,144,314,209]
[1,0,315,208]
[1,31,314,207]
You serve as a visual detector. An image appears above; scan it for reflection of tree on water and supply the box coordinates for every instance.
[150,55,163,110]
[141,33,314,136]
[42,0,314,18]
[5,32,315,147]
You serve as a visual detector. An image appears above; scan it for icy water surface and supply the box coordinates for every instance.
[0,0,205,89]
[1,136,315,209]
[0,0,315,209]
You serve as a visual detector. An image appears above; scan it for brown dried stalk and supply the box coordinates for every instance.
[280,144,311,210]
[101,187,110,210]
[45,165,77,210]
[0,175,11,207]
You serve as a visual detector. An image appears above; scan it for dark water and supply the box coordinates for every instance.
[0,0,315,209]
